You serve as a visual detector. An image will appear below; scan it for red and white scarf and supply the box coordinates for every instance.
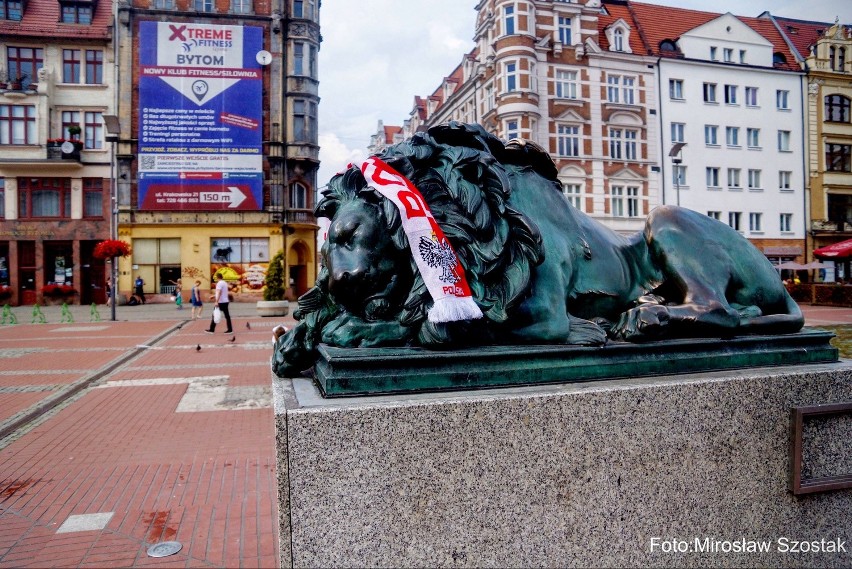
[360,157,483,324]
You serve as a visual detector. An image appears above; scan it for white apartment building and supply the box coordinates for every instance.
[644,9,806,258]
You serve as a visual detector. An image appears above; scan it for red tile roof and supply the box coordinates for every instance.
[769,16,833,61]
[598,1,647,55]
[624,1,800,71]
[0,0,112,40]
[383,125,402,144]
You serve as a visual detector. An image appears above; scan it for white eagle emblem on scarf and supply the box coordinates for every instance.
[418,234,461,284]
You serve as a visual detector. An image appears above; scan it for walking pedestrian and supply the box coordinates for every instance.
[205,274,233,334]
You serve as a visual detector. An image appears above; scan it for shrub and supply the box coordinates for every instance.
[264,250,286,301]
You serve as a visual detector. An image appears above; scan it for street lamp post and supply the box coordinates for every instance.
[102,115,121,321]
[668,142,686,207]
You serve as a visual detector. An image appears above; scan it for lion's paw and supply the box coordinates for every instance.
[611,304,670,341]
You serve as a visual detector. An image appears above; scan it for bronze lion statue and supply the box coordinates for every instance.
[272,122,803,377]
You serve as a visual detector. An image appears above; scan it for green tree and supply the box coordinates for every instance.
[264,249,286,301]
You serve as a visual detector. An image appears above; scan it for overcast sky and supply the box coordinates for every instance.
[316,0,849,188]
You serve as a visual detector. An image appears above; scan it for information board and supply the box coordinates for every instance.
[138,22,264,211]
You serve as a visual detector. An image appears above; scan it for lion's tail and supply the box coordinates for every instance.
[739,294,804,334]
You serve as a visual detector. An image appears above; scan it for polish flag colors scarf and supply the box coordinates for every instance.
[360,157,483,324]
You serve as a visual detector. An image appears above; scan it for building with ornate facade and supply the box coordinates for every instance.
[390,0,810,264]
[0,0,116,305]
[113,0,320,302]
[764,15,852,280]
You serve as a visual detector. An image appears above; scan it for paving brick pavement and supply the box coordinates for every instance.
[0,300,849,568]
[0,302,295,568]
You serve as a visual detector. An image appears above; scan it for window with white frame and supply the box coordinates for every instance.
[745,87,758,107]
[779,171,792,191]
[749,212,762,232]
[194,0,213,11]
[152,0,174,8]
[727,168,741,189]
[777,130,791,151]
[503,4,515,35]
[707,211,721,221]
[705,125,718,146]
[505,119,519,141]
[484,84,495,112]
[557,124,580,156]
[710,46,717,60]
[607,75,620,103]
[706,167,720,188]
[610,186,625,216]
[289,182,308,209]
[612,28,624,52]
[780,213,792,232]
[747,128,760,148]
[724,48,733,62]
[622,76,635,104]
[626,186,640,217]
[726,126,739,147]
[562,182,582,209]
[0,104,36,144]
[554,69,577,99]
[669,79,683,100]
[293,0,315,19]
[558,16,572,44]
[624,130,637,160]
[748,169,762,190]
[231,0,252,14]
[739,50,747,64]
[724,84,737,104]
[728,211,741,231]
[703,82,717,103]
[504,61,518,92]
[609,128,623,159]
[776,90,789,110]
[671,122,685,143]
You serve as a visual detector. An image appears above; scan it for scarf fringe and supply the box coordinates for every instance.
[428,296,483,324]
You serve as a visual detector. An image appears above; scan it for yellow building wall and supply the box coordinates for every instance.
[116,224,290,299]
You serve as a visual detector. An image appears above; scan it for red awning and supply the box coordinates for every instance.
[813,239,852,259]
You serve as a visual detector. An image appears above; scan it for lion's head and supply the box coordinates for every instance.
[274,122,553,375]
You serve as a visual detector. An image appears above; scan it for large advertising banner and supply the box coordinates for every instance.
[138,22,263,211]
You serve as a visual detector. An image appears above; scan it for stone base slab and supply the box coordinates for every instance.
[314,329,838,397]
[274,362,852,568]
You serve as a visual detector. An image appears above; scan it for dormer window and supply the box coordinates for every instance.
[60,0,94,24]
[773,52,787,66]
[1,0,23,21]
[660,39,678,53]
[605,21,632,54]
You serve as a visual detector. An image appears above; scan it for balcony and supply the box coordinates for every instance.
[285,209,316,226]
[811,219,852,234]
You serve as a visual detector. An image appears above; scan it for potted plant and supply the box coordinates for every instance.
[93,239,132,260]
[256,249,290,317]
[42,284,77,304]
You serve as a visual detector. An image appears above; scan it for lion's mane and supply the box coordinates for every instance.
[297,121,554,352]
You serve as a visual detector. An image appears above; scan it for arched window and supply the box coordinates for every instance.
[830,46,836,70]
[839,47,847,71]
[825,94,851,123]
[289,182,307,209]
[613,29,624,52]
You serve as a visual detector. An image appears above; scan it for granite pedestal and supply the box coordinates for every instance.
[274,362,852,568]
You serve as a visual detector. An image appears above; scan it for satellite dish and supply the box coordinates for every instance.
[256,50,272,66]
[60,141,75,154]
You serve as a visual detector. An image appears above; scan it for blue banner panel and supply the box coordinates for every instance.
[138,21,264,211]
